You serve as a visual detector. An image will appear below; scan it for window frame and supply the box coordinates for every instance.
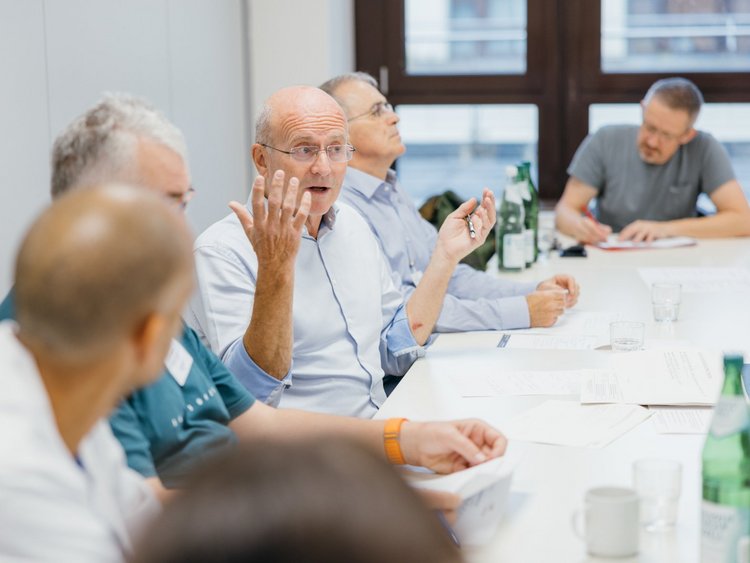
[355,0,750,201]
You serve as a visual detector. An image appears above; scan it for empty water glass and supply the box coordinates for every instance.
[633,459,682,531]
[610,321,645,351]
[652,283,681,323]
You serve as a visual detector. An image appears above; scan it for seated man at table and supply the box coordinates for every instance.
[0,94,506,496]
[555,77,750,244]
[320,72,580,332]
[0,184,192,562]
[188,85,495,418]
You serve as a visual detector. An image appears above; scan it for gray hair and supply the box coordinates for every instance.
[51,93,189,198]
[644,77,704,122]
[255,102,273,145]
[319,72,379,114]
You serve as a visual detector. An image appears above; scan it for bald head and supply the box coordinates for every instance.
[255,86,347,146]
[252,86,349,227]
[15,184,194,364]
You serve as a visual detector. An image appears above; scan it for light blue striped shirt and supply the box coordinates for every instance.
[339,167,538,331]
[186,200,424,418]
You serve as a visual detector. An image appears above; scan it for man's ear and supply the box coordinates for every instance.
[131,312,168,365]
[680,127,697,145]
[252,144,269,177]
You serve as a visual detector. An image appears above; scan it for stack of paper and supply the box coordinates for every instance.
[449,349,721,447]
[581,349,722,406]
[502,401,652,448]
[407,453,518,546]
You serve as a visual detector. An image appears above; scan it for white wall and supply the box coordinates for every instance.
[0,0,250,295]
[0,0,355,296]
[247,0,354,138]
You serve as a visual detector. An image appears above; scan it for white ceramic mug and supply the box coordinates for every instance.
[572,486,640,558]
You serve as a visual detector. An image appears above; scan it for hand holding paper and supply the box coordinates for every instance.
[407,453,519,546]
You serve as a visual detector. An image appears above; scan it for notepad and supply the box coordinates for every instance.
[406,453,519,546]
[596,235,696,251]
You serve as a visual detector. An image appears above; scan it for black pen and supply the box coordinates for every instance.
[465,215,476,239]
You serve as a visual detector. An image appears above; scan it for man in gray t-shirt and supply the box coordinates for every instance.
[556,78,750,243]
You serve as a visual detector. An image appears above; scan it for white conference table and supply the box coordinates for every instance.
[376,237,750,562]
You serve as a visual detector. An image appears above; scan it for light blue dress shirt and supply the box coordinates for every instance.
[186,200,424,418]
[339,168,539,331]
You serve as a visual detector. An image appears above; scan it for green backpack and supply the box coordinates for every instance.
[419,190,496,271]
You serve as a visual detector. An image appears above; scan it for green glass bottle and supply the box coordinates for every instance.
[701,354,750,562]
[497,165,525,272]
[517,161,539,266]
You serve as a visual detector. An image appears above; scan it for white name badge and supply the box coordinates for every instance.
[165,339,193,386]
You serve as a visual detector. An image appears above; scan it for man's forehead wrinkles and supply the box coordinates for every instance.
[277,116,347,144]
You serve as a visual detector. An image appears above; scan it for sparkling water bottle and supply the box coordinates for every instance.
[701,353,750,562]
[497,165,525,272]
[517,161,539,266]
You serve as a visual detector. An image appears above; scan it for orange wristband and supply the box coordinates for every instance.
[384,417,408,465]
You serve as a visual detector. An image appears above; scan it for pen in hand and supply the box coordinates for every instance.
[581,207,613,242]
[582,207,599,225]
[465,215,476,239]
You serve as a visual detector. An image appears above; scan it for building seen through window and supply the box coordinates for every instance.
[602,0,750,72]
[357,0,750,200]
[396,104,537,205]
[405,0,527,75]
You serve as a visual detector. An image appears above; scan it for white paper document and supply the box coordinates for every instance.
[597,235,696,251]
[533,310,626,337]
[580,349,722,406]
[638,267,750,293]
[649,407,713,434]
[407,453,518,546]
[497,332,603,350]
[502,400,652,448]
[456,369,602,397]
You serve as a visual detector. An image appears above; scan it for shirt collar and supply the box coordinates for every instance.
[320,204,339,230]
[303,203,340,238]
[345,167,398,200]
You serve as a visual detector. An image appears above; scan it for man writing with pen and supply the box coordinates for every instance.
[318,72,580,334]
[555,77,750,244]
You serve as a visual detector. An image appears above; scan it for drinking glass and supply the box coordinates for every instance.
[652,283,681,323]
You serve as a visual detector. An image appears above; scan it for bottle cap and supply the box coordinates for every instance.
[722,353,744,364]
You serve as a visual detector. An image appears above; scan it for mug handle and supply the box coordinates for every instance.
[570,509,585,540]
